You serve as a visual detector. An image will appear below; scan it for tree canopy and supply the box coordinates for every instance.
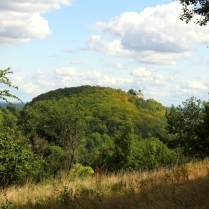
[166,96,209,158]
[179,0,209,25]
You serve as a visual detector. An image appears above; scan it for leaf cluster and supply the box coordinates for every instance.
[0,68,22,105]
[179,0,209,25]
[166,96,209,158]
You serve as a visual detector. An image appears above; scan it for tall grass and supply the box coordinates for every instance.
[1,159,209,209]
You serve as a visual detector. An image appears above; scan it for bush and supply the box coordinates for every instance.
[0,133,42,185]
[131,137,180,169]
[70,163,94,179]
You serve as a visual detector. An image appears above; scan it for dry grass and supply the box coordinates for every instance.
[1,160,209,209]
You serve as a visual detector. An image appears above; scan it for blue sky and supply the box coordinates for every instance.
[0,0,209,106]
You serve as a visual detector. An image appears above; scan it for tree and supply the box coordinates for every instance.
[131,137,179,169]
[20,98,86,175]
[0,68,22,105]
[0,68,42,185]
[0,133,42,185]
[178,0,209,25]
[195,101,209,157]
[111,121,134,171]
[127,89,136,95]
[165,97,203,156]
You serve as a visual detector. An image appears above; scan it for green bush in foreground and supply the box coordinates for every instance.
[70,163,94,179]
[0,133,42,185]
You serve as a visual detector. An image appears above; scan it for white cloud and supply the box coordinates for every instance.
[8,66,209,106]
[0,0,71,13]
[114,62,123,69]
[87,2,209,64]
[104,62,126,70]
[0,0,71,45]
[188,81,207,90]
[131,68,151,77]
[55,67,77,76]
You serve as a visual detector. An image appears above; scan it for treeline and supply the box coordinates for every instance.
[1,85,209,185]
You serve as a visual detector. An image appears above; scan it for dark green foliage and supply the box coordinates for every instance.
[20,98,86,175]
[86,124,178,172]
[179,0,209,25]
[84,134,114,169]
[127,89,136,95]
[111,122,134,171]
[195,102,209,158]
[44,145,67,177]
[131,137,180,169]
[165,97,209,157]
[0,133,42,185]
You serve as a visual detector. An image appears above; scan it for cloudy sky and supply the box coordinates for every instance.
[0,0,209,106]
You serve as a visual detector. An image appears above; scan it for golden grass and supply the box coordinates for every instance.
[1,159,209,209]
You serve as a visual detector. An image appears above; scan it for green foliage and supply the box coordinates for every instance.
[127,89,136,95]
[166,97,203,156]
[179,0,209,25]
[0,68,22,105]
[18,85,173,175]
[88,125,178,171]
[44,145,67,177]
[19,98,87,175]
[24,85,167,139]
[131,137,180,169]
[111,122,135,171]
[0,133,42,185]
[195,101,209,158]
[70,163,94,179]
[20,98,86,144]
[0,108,19,134]
[84,134,114,169]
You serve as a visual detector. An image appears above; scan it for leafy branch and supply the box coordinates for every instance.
[179,0,209,25]
[0,68,22,105]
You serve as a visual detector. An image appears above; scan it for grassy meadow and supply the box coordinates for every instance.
[1,160,209,209]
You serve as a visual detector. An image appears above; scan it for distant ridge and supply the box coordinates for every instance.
[0,102,25,109]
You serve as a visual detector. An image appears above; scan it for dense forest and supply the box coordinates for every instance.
[1,83,209,186]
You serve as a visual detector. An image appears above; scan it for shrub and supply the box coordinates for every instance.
[70,163,94,179]
[131,137,179,169]
[0,133,42,185]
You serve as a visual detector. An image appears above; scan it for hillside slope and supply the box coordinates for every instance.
[26,85,167,137]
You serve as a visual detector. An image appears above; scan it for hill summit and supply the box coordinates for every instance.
[26,85,167,138]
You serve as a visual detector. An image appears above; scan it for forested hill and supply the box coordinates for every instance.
[25,85,167,138]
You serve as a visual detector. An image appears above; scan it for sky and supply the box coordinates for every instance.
[0,0,209,106]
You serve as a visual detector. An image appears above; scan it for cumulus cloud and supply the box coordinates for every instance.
[9,67,129,100]
[188,81,207,90]
[55,67,77,76]
[87,2,209,64]
[8,66,209,106]
[131,68,151,77]
[0,0,71,45]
